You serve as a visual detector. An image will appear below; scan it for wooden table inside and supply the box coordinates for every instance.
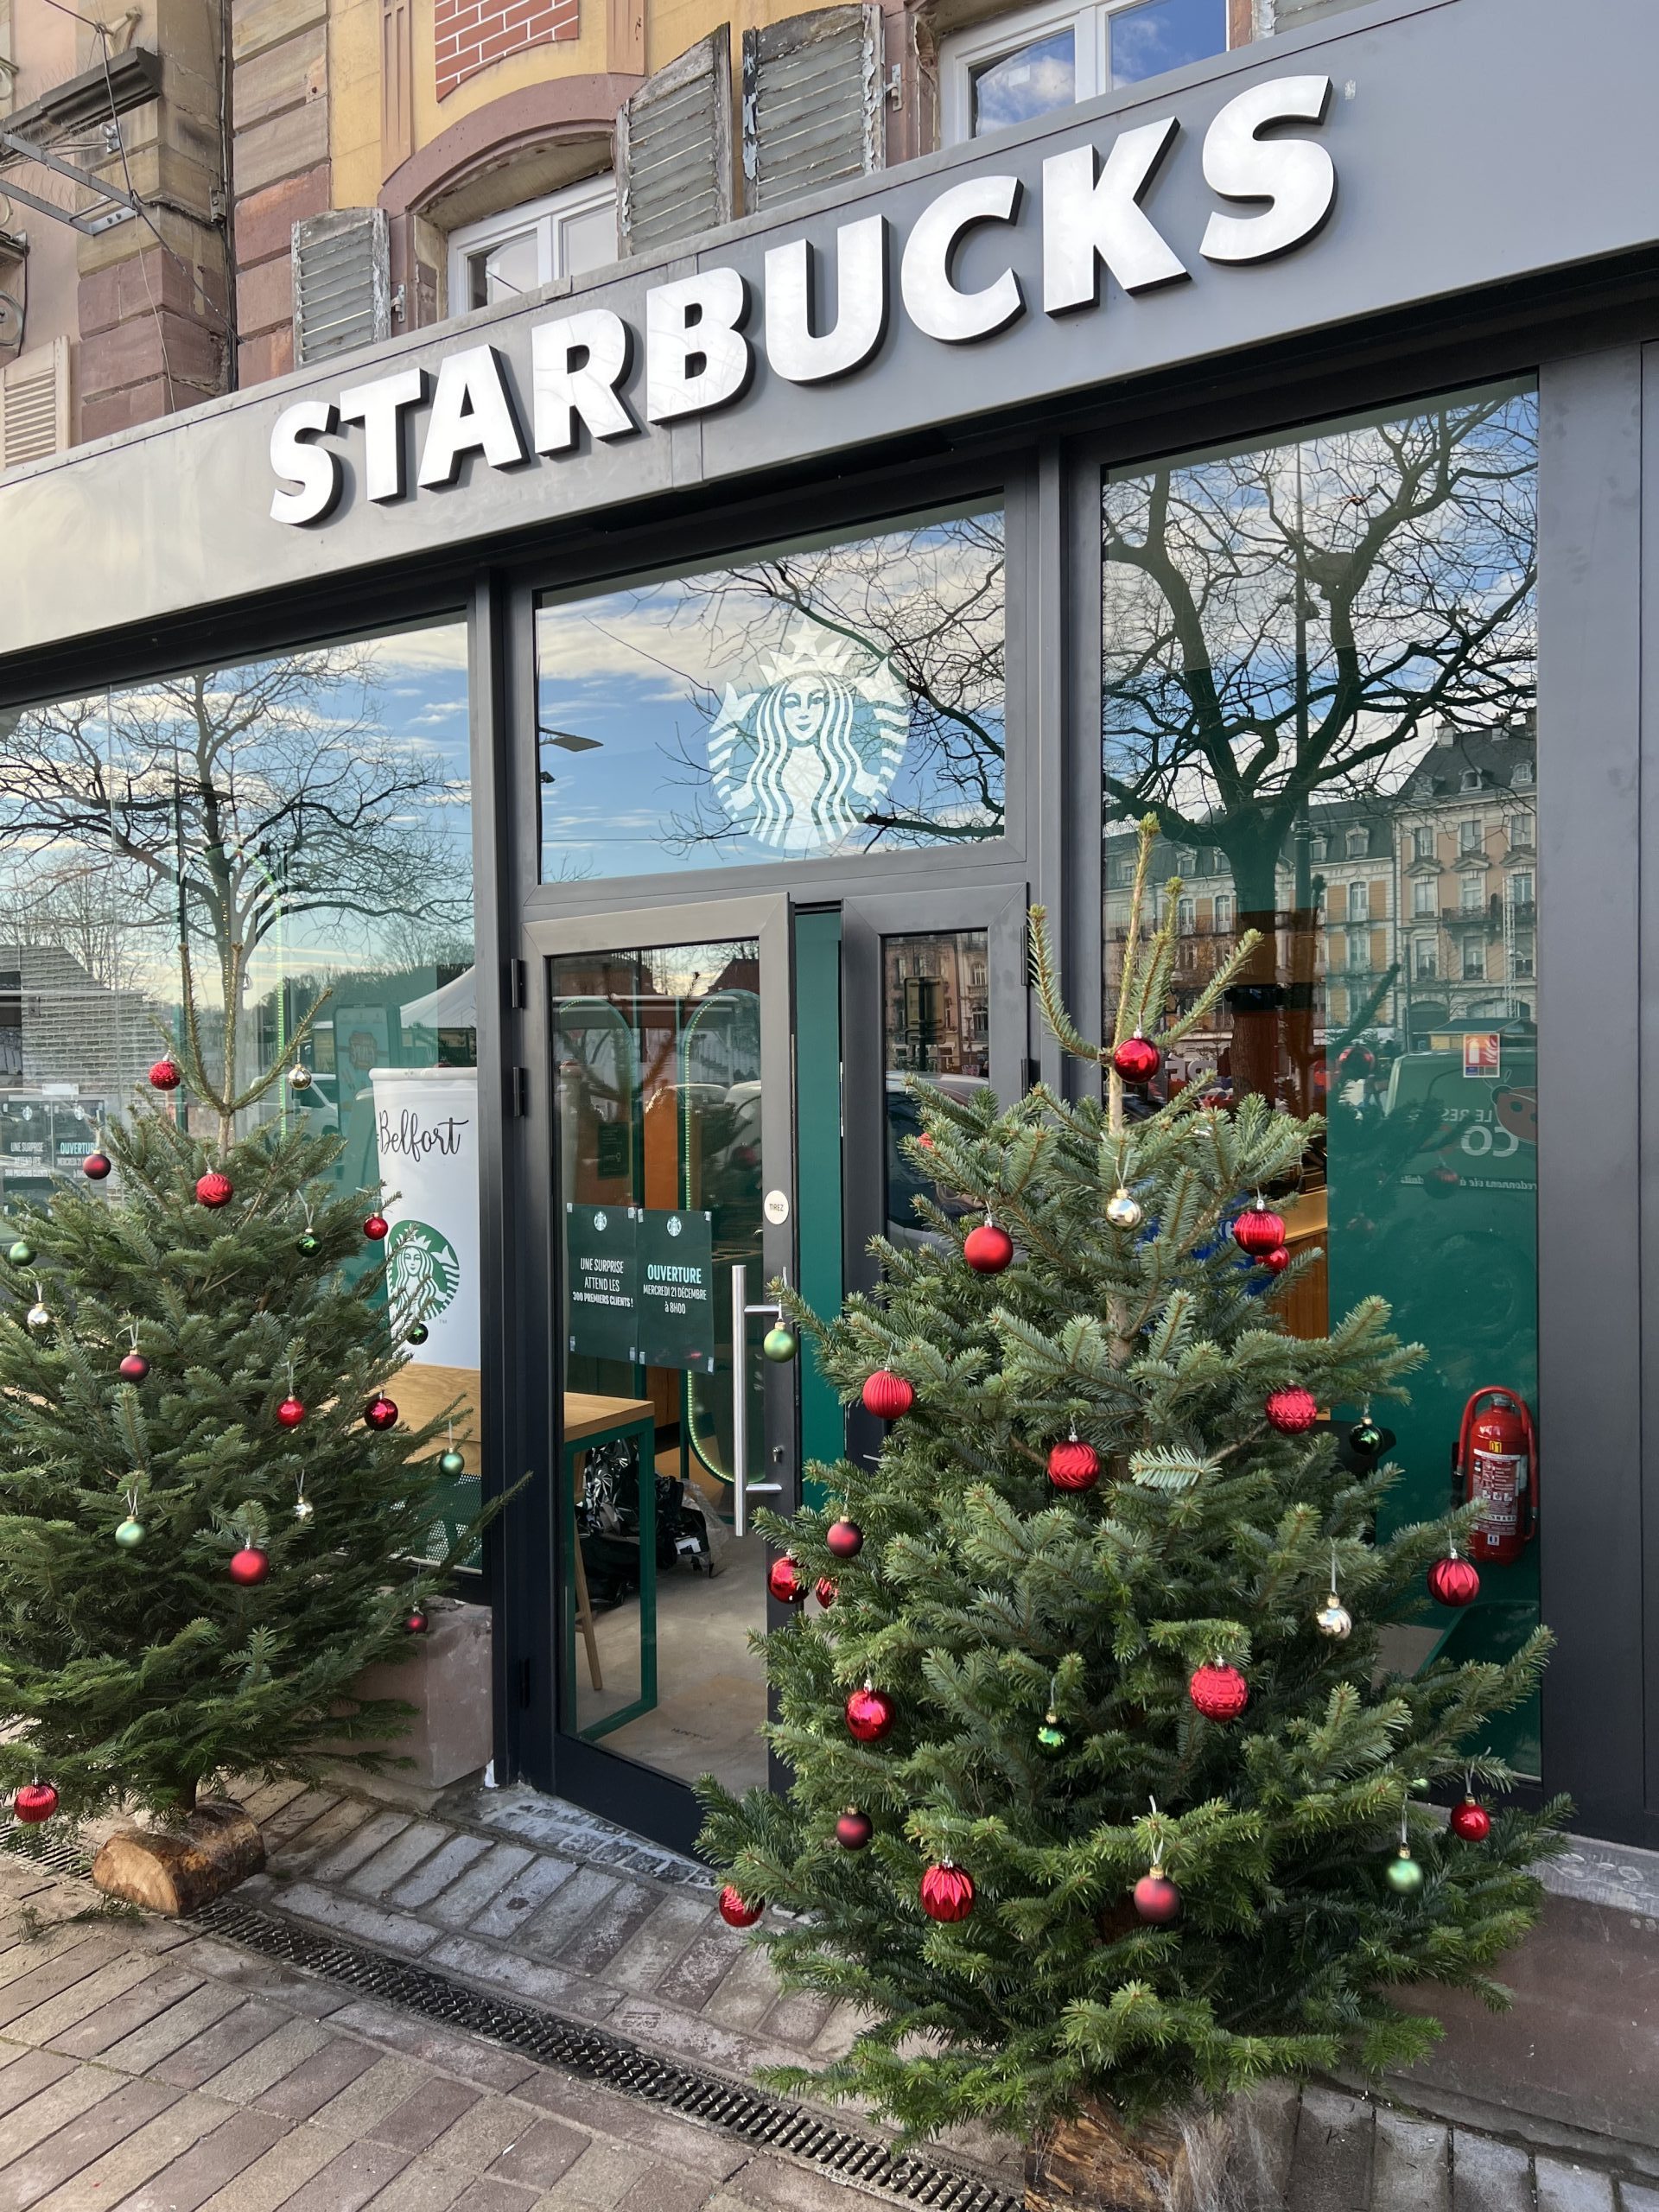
[565,1392,656,1444]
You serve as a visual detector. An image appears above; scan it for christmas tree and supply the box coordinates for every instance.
[0,1027,466,1826]
[700,817,1559,2175]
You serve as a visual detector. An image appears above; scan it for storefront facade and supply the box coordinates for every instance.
[0,0,1654,1854]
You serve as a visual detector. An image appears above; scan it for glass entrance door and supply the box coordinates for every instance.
[544,899,795,1834]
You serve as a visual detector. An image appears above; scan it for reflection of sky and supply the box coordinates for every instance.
[1109,0,1226,88]
[536,516,1005,883]
[972,30,1075,132]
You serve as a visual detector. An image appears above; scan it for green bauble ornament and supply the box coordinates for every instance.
[1035,1707,1067,1757]
[438,1447,466,1478]
[761,1325,798,1364]
[8,1239,33,1266]
[1386,1845,1425,1895]
[115,1516,145,1549]
[297,1232,321,1258]
[405,1320,429,1346]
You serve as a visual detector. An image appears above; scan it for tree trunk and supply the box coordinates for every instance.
[92,1799,264,1916]
[1026,2097,1236,2212]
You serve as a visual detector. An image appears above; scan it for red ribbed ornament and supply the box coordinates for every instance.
[196,1171,233,1209]
[1112,1033,1161,1083]
[963,1222,1014,1274]
[1449,1797,1491,1841]
[13,1782,57,1824]
[148,1056,181,1091]
[861,1370,914,1421]
[1133,1872,1182,1924]
[1265,1388,1319,1434]
[718,1885,762,1928]
[1233,1205,1287,1257]
[1188,1662,1249,1721]
[1427,1553,1481,1608]
[845,1685,895,1742]
[767,1555,807,1605]
[815,1576,837,1609]
[920,1862,976,1922]
[1046,1437,1100,1492]
[228,1546,269,1587]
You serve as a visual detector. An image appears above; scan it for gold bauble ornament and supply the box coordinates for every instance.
[1314,1592,1352,1640]
[1105,1187,1144,1231]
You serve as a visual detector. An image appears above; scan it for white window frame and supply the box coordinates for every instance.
[939,0,1229,146]
[447,174,618,316]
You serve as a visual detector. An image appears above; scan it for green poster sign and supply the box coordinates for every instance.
[637,1208,716,1373]
[565,1203,639,1363]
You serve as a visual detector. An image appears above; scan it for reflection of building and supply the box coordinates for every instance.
[0,942,156,1094]
[884,933,989,1078]
[1104,720,1538,1058]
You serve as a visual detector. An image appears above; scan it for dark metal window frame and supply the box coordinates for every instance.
[2,307,1648,1848]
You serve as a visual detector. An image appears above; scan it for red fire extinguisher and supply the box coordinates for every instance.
[1452,1387,1538,1566]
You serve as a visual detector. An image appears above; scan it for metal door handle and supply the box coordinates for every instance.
[730,1262,785,1538]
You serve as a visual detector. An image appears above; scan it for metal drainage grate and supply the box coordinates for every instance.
[196,1897,1022,2212]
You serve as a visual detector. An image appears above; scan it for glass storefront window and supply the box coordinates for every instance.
[881,929,990,1244]
[1101,383,1542,1772]
[0,620,478,1551]
[534,508,1006,882]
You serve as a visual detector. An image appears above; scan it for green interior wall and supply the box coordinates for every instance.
[793,912,844,1509]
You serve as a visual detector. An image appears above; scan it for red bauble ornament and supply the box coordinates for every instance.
[826,1517,864,1560]
[815,1577,837,1609]
[364,1395,398,1432]
[118,1351,150,1382]
[1189,1662,1249,1722]
[1047,1437,1100,1493]
[718,1885,762,1928]
[861,1370,914,1421]
[276,1395,307,1429]
[767,1555,808,1605]
[1232,1205,1286,1257]
[229,1546,269,1587]
[963,1222,1014,1275]
[836,1808,874,1850]
[920,1862,976,1922]
[148,1056,181,1092]
[196,1172,233,1209]
[363,1213,390,1242]
[1449,1796,1491,1842]
[405,1605,429,1636]
[845,1685,895,1742]
[13,1782,58,1824]
[1112,1033,1161,1084]
[1262,1246,1292,1274]
[1427,1552,1480,1608]
[1265,1388,1319,1435]
[1133,1872,1182,1925]
[82,1152,111,1181]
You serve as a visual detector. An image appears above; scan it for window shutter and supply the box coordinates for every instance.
[0,337,70,473]
[292,208,391,368]
[617,29,734,257]
[741,6,882,215]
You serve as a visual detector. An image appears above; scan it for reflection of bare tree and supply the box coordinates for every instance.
[0,652,469,1123]
[0,856,153,998]
[649,515,1007,849]
[1102,390,1537,1098]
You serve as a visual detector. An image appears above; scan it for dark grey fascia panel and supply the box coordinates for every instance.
[0,0,1653,668]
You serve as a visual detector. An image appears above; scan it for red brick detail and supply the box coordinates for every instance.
[238,324,296,387]
[236,252,294,342]
[435,0,578,101]
[79,248,228,339]
[79,308,224,404]
[80,378,177,442]
[1227,0,1255,46]
[233,162,333,270]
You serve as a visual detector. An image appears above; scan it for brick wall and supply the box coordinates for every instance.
[435,0,579,104]
[231,0,331,385]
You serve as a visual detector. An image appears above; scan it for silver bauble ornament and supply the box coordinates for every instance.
[1105,1187,1144,1231]
[1314,1592,1353,1640]
[294,1494,315,1523]
[25,1300,49,1332]
[288,1064,314,1092]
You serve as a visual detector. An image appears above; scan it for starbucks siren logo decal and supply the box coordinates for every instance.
[386,1218,461,1330]
[708,629,911,853]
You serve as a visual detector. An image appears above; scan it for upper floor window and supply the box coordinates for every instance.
[1413,824,1435,862]
[448,175,617,314]
[1413,878,1435,916]
[1513,760,1535,788]
[1212,892,1233,932]
[1508,812,1534,849]
[941,0,1227,143]
[1346,880,1369,922]
[1459,817,1482,854]
[1345,825,1368,860]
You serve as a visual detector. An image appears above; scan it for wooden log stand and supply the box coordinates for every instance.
[91,1800,265,1915]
